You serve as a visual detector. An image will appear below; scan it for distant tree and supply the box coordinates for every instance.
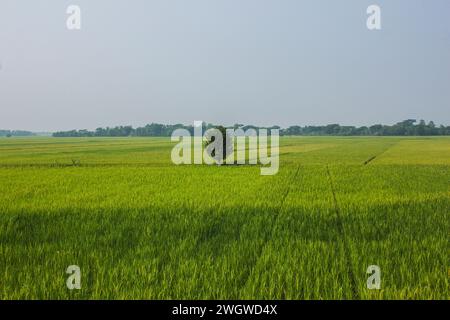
[204,126,233,164]
[369,124,383,135]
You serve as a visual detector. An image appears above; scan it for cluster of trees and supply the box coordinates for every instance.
[0,130,35,137]
[53,124,196,137]
[51,120,450,137]
[52,123,281,137]
[282,120,450,136]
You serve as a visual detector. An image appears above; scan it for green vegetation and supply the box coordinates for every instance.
[0,136,448,299]
[204,126,233,162]
[0,130,35,137]
[51,119,450,137]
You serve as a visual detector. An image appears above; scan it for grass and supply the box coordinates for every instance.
[0,136,448,299]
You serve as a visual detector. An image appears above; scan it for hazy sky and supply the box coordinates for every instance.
[0,0,449,131]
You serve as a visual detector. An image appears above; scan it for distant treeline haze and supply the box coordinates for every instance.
[0,130,35,137]
[2,120,449,137]
[50,120,450,137]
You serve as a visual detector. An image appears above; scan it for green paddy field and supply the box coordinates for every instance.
[0,136,448,299]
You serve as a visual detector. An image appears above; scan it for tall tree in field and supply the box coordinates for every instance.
[204,126,233,164]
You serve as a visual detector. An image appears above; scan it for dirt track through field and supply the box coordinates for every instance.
[326,165,359,299]
[242,165,301,294]
[363,141,398,165]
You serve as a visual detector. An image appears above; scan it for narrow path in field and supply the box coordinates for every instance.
[362,140,399,165]
[363,155,377,165]
[241,165,301,292]
[326,165,359,299]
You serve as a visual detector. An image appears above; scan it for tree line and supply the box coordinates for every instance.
[50,120,450,137]
[282,119,450,136]
[0,130,35,137]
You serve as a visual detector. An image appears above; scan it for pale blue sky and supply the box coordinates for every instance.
[0,0,449,131]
